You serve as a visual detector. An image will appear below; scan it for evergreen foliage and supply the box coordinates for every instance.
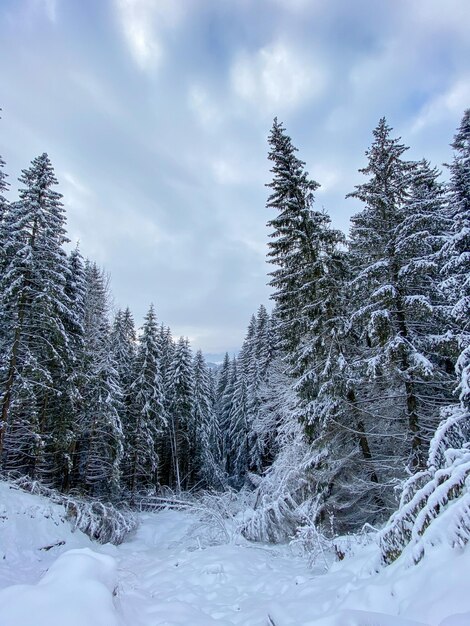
[0,108,468,566]
[126,305,165,495]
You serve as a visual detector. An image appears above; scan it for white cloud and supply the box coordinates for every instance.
[231,41,326,114]
[62,172,92,198]
[115,0,184,71]
[266,0,317,13]
[70,72,124,120]
[311,164,339,194]
[411,79,470,133]
[188,85,223,129]
[39,0,57,22]
[212,158,241,186]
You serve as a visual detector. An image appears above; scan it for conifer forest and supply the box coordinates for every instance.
[0,107,468,564]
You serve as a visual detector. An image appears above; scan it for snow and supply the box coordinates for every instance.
[0,549,119,626]
[2,480,470,625]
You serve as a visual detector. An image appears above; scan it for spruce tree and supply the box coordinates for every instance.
[52,245,86,489]
[441,109,470,381]
[167,337,194,490]
[227,365,250,486]
[76,262,123,496]
[0,154,73,479]
[0,134,9,275]
[127,304,165,495]
[192,350,223,488]
[110,307,137,489]
[266,118,323,367]
[348,119,415,472]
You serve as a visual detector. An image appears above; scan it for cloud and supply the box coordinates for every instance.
[411,79,470,133]
[114,0,184,71]
[188,84,224,130]
[70,72,124,120]
[38,0,57,22]
[231,41,326,115]
[1,0,469,354]
[266,0,316,12]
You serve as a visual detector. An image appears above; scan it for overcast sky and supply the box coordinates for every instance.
[0,0,469,360]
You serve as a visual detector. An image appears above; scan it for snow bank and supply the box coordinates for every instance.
[0,549,120,626]
[0,480,96,588]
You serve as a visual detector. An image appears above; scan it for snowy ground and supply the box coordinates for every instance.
[1,481,470,626]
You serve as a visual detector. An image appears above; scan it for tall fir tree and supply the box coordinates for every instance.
[52,245,86,490]
[167,337,194,490]
[75,262,123,496]
[110,307,137,489]
[127,304,166,495]
[0,125,9,275]
[0,154,73,479]
[192,350,223,488]
[441,109,470,395]
[347,118,448,473]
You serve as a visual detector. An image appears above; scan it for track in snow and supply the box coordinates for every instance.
[116,510,319,625]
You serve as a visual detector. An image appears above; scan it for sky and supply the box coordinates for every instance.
[0,0,469,360]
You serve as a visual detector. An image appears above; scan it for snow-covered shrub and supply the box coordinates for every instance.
[64,498,138,545]
[290,521,334,569]
[187,490,242,546]
[380,404,470,565]
[240,415,314,543]
[4,474,138,545]
[291,517,376,569]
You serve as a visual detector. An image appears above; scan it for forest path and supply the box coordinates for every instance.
[1,483,461,625]
[115,509,325,625]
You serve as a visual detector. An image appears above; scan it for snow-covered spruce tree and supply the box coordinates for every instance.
[192,350,224,489]
[373,113,469,561]
[167,336,194,491]
[207,364,220,460]
[263,119,370,532]
[221,356,238,477]
[266,118,328,381]
[347,119,453,476]
[227,359,250,487]
[441,109,470,375]
[319,158,455,532]
[75,262,124,496]
[240,316,262,475]
[250,308,284,469]
[51,245,86,490]
[158,324,175,394]
[215,352,231,470]
[0,138,11,416]
[0,131,9,275]
[0,154,74,479]
[110,307,137,490]
[241,347,309,543]
[111,308,137,394]
[266,119,354,454]
[249,305,276,468]
[156,323,175,486]
[379,335,470,565]
[228,310,274,484]
[126,304,166,496]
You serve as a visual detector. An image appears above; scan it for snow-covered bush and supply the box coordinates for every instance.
[186,489,246,546]
[65,498,138,545]
[291,520,376,569]
[4,474,138,545]
[240,414,314,543]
